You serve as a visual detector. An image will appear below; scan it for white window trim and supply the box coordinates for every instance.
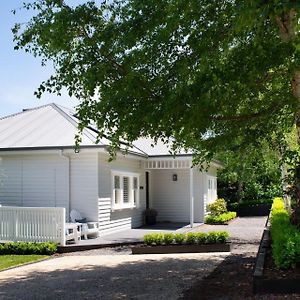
[111,171,140,211]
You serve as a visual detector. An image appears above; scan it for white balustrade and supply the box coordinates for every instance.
[0,206,66,245]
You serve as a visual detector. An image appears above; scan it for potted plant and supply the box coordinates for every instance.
[143,208,158,225]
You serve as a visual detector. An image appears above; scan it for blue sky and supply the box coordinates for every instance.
[0,1,81,117]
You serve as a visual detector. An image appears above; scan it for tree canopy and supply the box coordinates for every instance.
[13,1,300,163]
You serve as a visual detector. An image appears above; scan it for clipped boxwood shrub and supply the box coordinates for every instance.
[270,197,300,269]
[205,211,237,224]
[228,199,273,211]
[143,231,229,246]
[0,242,57,255]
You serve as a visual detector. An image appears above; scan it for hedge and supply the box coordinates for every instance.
[0,242,57,255]
[143,231,229,246]
[270,197,300,269]
[205,211,237,224]
[228,199,273,211]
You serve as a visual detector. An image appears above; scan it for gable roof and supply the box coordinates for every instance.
[0,103,220,163]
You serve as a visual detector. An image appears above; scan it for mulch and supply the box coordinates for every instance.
[181,246,300,300]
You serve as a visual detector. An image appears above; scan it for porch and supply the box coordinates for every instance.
[61,222,203,250]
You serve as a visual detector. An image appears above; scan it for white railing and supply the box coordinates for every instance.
[0,206,66,245]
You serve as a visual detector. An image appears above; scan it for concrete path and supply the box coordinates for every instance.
[0,253,227,300]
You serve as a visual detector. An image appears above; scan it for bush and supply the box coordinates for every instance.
[185,233,197,245]
[195,232,207,244]
[228,199,273,211]
[143,233,164,245]
[205,211,237,224]
[174,233,185,244]
[0,242,57,255]
[207,198,227,216]
[270,197,300,269]
[163,233,174,245]
[143,231,229,246]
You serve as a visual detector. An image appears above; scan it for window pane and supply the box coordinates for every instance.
[114,176,120,189]
[114,189,120,204]
[123,177,129,203]
[133,177,138,189]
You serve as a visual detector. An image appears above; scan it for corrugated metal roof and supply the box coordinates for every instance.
[0,104,100,148]
[133,138,192,156]
[0,103,203,159]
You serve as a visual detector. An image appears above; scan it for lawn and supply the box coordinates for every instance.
[0,255,48,271]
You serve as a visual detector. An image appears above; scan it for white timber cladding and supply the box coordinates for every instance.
[151,169,190,222]
[98,153,146,233]
[69,152,99,222]
[203,166,218,214]
[0,154,69,215]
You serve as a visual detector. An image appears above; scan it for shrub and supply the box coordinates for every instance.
[174,233,185,244]
[0,242,57,255]
[270,197,300,269]
[207,198,227,216]
[205,211,236,224]
[163,233,174,245]
[143,233,164,245]
[195,232,207,244]
[143,231,229,246]
[185,233,197,244]
[228,199,273,211]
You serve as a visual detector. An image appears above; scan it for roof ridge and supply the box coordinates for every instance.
[0,103,55,121]
[49,103,102,145]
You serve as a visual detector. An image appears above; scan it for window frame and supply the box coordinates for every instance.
[111,171,140,210]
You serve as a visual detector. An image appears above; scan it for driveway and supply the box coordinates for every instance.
[0,253,227,300]
[0,216,267,300]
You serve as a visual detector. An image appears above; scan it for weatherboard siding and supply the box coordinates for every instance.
[0,155,69,214]
[98,153,146,233]
[69,153,98,222]
[151,169,190,223]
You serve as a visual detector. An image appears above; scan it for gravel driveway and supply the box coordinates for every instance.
[0,216,267,300]
[0,253,227,300]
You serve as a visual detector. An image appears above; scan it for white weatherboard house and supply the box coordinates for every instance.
[0,103,221,234]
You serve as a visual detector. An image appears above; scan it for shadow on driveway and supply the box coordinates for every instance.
[0,253,227,300]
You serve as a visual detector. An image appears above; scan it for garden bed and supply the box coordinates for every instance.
[253,228,300,294]
[132,243,231,254]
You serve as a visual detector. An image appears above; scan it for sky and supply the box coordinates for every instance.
[0,1,82,118]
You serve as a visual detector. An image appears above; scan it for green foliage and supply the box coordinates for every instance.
[205,212,237,224]
[13,0,300,166]
[143,231,229,246]
[185,233,197,245]
[217,143,282,203]
[0,242,57,255]
[205,231,229,244]
[228,199,273,211]
[174,233,185,245]
[143,233,164,245]
[163,233,174,245]
[207,199,227,216]
[270,197,300,269]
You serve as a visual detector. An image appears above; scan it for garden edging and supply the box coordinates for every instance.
[253,228,300,294]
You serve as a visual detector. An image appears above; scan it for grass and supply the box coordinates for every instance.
[0,255,48,271]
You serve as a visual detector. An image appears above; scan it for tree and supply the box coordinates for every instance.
[13,1,300,221]
[217,144,282,203]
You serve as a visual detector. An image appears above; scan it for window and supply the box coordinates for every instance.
[114,176,121,205]
[112,172,139,210]
[133,177,138,205]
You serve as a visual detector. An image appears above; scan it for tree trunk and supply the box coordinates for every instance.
[275,8,300,225]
